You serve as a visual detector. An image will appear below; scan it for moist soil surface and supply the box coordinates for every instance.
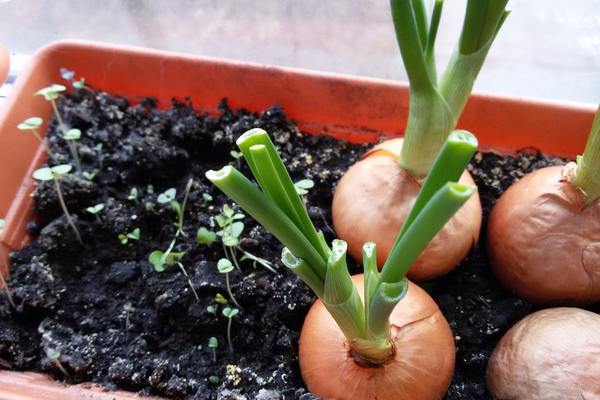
[0,86,566,400]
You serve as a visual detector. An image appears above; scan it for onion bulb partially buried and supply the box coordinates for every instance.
[299,274,455,400]
[332,138,482,281]
[486,307,600,400]
[487,164,600,306]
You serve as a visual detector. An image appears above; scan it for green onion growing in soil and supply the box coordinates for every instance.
[332,0,508,282]
[206,127,478,400]
[487,103,600,306]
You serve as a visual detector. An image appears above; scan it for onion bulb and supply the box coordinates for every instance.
[332,138,482,281]
[487,164,600,306]
[486,307,600,400]
[299,274,455,400]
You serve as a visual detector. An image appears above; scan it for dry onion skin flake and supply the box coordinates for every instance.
[207,128,479,400]
[332,0,509,280]
[487,105,600,306]
[486,307,600,400]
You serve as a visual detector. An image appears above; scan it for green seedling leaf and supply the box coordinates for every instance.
[82,172,96,181]
[222,235,238,247]
[52,164,72,175]
[32,167,54,181]
[209,337,218,348]
[215,215,228,228]
[147,184,154,194]
[217,258,234,274]
[17,117,43,130]
[33,164,72,181]
[223,204,234,218]
[93,143,103,152]
[202,193,213,203]
[85,204,104,214]
[60,68,75,81]
[207,305,217,315]
[197,227,217,245]
[230,221,244,236]
[118,234,128,244]
[209,376,219,384]
[73,78,85,89]
[35,84,66,101]
[171,200,181,214]
[128,188,138,200]
[230,150,243,160]
[215,293,227,304]
[46,348,61,360]
[128,228,140,240]
[157,188,176,203]
[149,251,167,272]
[294,179,315,195]
[222,307,239,318]
[64,129,81,140]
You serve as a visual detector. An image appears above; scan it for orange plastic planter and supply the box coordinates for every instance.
[0,40,596,400]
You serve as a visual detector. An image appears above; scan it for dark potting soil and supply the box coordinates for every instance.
[0,86,567,400]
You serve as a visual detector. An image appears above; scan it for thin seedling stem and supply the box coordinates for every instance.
[0,268,15,308]
[227,317,234,354]
[176,262,200,301]
[225,271,242,310]
[53,175,83,245]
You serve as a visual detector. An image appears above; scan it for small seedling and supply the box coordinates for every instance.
[17,117,55,158]
[209,337,218,363]
[118,228,140,245]
[82,171,95,181]
[85,203,104,224]
[209,376,219,385]
[123,302,135,332]
[92,143,103,169]
[216,205,245,271]
[230,150,244,168]
[0,219,15,308]
[60,67,88,91]
[33,165,83,245]
[207,305,218,316]
[196,227,217,245]
[145,202,159,215]
[128,188,139,204]
[157,179,194,237]
[35,84,82,172]
[147,184,154,194]
[239,250,278,274]
[150,239,199,301]
[217,258,242,310]
[294,179,314,195]
[215,293,227,304]
[46,348,70,378]
[222,307,239,354]
[202,193,213,204]
[63,127,83,172]
[294,178,314,209]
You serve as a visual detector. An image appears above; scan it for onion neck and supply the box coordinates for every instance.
[350,336,395,367]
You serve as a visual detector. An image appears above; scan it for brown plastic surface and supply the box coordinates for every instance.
[0,39,597,400]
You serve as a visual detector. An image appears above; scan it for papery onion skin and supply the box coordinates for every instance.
[487,165,600,306]
[486,307,600,400]
[332,138,482,281]
[299,274,455,400]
